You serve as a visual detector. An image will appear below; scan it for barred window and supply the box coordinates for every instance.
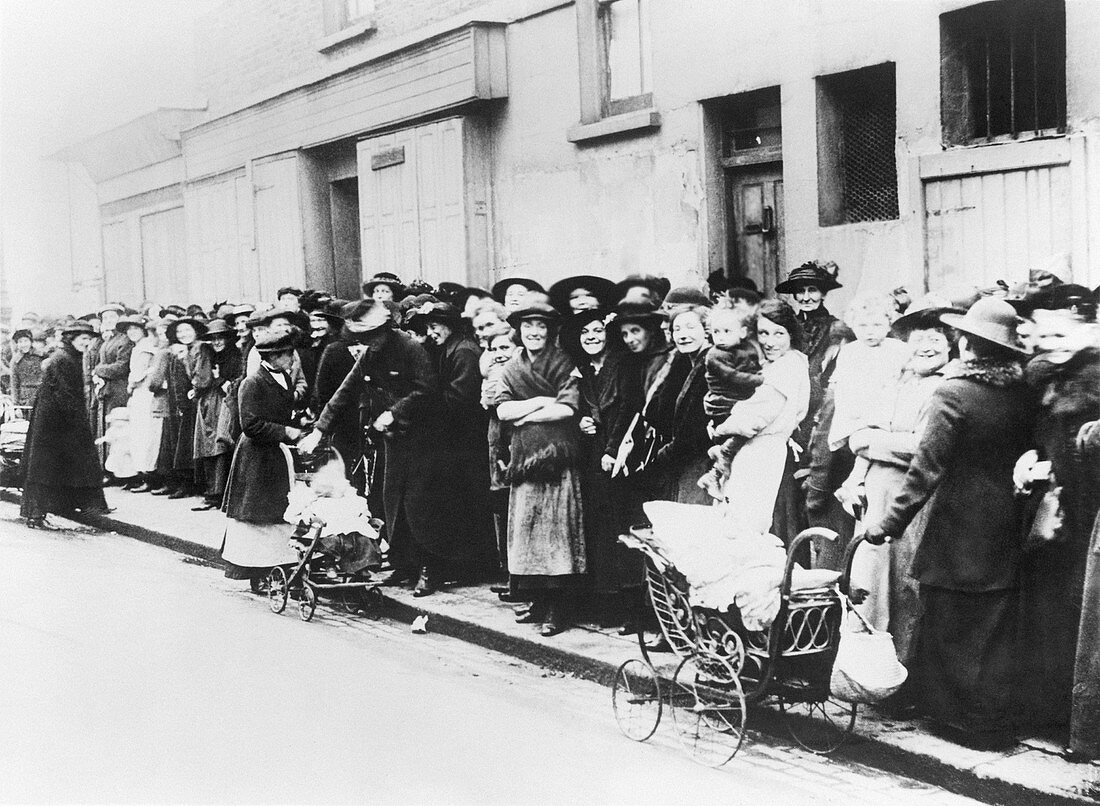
[941,0,1066,144]
[816,62,899,226]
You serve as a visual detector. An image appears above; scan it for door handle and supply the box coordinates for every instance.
[761,206,774,234]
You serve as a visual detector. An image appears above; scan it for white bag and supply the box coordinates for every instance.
[829,595,908,704]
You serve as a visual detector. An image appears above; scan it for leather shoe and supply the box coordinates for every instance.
[515,609,542,624]
[539,604,566,637]
[190,502,217,511]
[167,489,190,500]
[129,483,153,493]
[489,583,511,595]
[412,567,436,597]
[497,591,528,604]
[150,487,174,496]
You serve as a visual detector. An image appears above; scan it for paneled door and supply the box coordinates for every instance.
[727,163,785,296]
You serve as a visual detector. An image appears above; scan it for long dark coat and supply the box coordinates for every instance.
[1018,346,1100,729]
[646,348,712,506]
[171,345,200,472]
[93,332,135,413]
[316,326,455,567]
[876,357,1036,734]
[313,338,365,486]
[878,359,1036,591]
[576,349,632,594]
[432,332,494,573]
[192,343,242,460]
[11,352,44,408]
[19,344,106,518]
[222,366,296,523]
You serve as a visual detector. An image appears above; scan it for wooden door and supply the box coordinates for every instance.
[727,164,785,296]
[139,207,187,304]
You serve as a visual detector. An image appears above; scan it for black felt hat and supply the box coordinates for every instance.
[548,275,617,314]
[492,277,545,303]
[775,261,843,295]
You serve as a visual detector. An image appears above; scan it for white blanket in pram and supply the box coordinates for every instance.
[642,501,787,631]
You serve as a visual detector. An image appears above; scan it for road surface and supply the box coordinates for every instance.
[0,502,976,804]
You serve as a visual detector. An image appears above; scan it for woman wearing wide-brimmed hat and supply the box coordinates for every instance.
[190,319,243,511]
[20,320,109,527]
[418,301,496,587]
[548,275,618,315]
[560,307,632,624]
[362,272,407,303]
[152,316,207,499]
[864,297,1036,750]
[495,300,586,635]
[220,329,304,588]
[126,317,169,493]
[492,277,546,313]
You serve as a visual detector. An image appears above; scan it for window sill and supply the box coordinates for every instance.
[316,18,376,53]
[567,108,661,143]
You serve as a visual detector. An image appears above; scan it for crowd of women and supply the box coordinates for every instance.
[7,261,1100,760]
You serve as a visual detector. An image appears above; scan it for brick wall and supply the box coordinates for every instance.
[195,0,493,117]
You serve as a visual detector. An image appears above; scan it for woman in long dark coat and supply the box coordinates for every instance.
[561,308,629,624]
[20,320,108,526]
[1016,305,1100,746]
[191,320,242,510]
[419,302,495,583]
[865,298,1037,750]
[220,330,304,586]
[303,299,449,596]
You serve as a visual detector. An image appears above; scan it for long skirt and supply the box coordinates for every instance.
[508,469,586,586]
[913,585,1017,734]
[1071,511,1100,758]
[127,389,162,474]
[723,432,788,534]
[664,453,712,507]
[20,483,107,520]
[219,443,297,579]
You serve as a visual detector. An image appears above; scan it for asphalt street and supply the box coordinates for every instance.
[0,501,978,805]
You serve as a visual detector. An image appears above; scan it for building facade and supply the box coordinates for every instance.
[42,0,1100,316]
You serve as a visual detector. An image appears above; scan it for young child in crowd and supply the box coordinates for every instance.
[830,296,912,514]
[698,306,764,498]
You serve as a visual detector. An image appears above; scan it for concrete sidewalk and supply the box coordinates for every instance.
[4,484,1098,805]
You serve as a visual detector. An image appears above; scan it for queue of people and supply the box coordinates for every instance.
[4,264,1099,759]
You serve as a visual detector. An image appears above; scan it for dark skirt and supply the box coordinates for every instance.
[913,585,1018,734]
[20,483,107,520]
[580,444,636,596]
[1071,511,1100,758]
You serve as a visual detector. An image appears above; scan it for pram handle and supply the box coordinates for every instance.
[780,527,837,599]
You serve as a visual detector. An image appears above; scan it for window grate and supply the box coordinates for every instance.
[840,87,899,223]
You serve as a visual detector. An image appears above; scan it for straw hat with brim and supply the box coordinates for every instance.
[507,301,560,329]
[940,298,1029,354]
[614,275,671,305]
[775,261,843,295]
[435,282,468,304]
[362,273,407,298]
[492,277,545,302]
[115,316,147,333]
[548,275,618,314]
[166,317,208,344]
[198,319,233,339]
[98,303,125,316]
[254,330,299,354]
[61,320,97,337]
[225,303,256,322]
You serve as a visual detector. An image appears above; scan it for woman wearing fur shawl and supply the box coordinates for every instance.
[865,298,1037,750]
[496,301,585,637]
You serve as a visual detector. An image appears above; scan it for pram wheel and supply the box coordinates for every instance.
[779,694,857,755]
[298,585,317,622]
[612,659,662,742]
[268,567,289,614]
[670,654,746,767]
[360,586,384,619]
